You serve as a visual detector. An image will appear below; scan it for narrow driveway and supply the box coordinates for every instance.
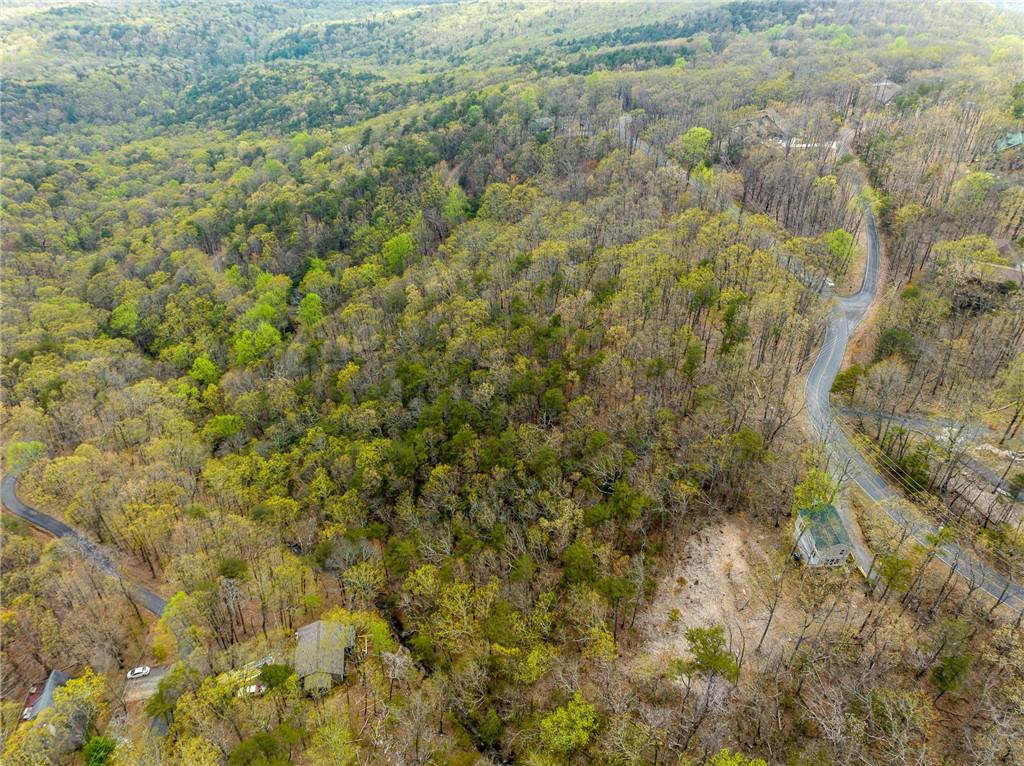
[123,665,170,703]
[2,474,167,616]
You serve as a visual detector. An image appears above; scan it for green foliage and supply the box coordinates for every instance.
[540,387,565,420]
[289,131,318,163]
[930,651,970,697]
[217,556,248,579]
[1009,472,1024,498]
[84,736,117,766]
[189,354,222,385]
[145,663,186,722]
[879,430,931,493]
[1,4,1016,764]
[825,228,854,264]
[979,522,1024,565]
[830,29,853,48]
[876,553,914,594]
[259,664,295,690]
[874,327,916,363]
[705,749,768,766]
[539,691,599,757]
[203,415,245,442]
[109,301,140,337]
[233,322,282,366]
[5,440,45,474]
[383,232,415,274]
[934,234,1004,267]
[679,625,740,683]
[830,363,866,400]
[297,293,324,331]
[384,536,418,576]
[443,186,470,226]
[477,707,503,747]
[563,540,597,584]
[1012,80,1024,119]
[670,126,713,171]
[792,467,837,513]
[306,722,357,765]
[229,731,288,766]
[322,607,397,653]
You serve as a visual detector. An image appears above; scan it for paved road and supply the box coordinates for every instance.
[2,474,167,616]
[838,408,1024,501]
[617,113,1023,611]
[803,208,1024,611]
[123,665,169,703]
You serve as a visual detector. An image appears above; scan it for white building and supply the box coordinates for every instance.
[794,503,852,567]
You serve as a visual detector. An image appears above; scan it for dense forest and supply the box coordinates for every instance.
[2,1,1023,765]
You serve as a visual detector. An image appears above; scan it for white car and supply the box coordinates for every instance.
[126,666,151,680]
[236,683,267,698]
[825,278,835,289]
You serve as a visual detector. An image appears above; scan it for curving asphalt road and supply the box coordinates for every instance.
[617,113,1023,612]
[2,474,167,616]
[804,206,1024,611]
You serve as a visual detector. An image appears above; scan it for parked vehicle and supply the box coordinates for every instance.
[126,666,151,680]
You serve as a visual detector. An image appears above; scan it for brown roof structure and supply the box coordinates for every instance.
[294,620,356,693]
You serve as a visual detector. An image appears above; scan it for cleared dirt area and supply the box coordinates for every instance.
[640,516,755,649]
[637,513,872,670]
[641,516,782,661]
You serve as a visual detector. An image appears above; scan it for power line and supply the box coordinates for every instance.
[831,413,1022,575]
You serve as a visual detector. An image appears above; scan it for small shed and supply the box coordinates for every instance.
[794,504,852,567]
[294,620,356,695]
[21,670,70,722]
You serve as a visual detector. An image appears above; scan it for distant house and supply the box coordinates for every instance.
[732,108,788,142]
[794,504,852,567]
[870,80,901,106]
[21,670,70,722]
[294,620,356,695]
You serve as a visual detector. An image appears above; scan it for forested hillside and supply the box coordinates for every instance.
[2,2,1023,765]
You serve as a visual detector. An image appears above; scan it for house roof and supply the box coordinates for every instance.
[733,108,788,138]
[294,620,355,679]
[870,80,901,104]
[25,670,70,720]
[797,504,851,549]
[995,132,1024,151]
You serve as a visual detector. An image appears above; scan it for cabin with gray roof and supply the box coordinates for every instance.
[794,503,852,567]
[294,619,356,695]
